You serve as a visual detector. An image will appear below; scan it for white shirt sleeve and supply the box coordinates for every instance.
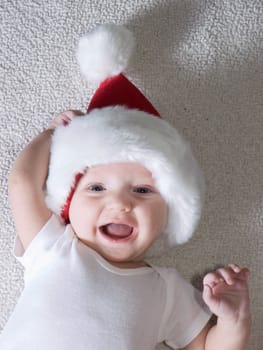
[157,267,212,349]
[13,214,65,271]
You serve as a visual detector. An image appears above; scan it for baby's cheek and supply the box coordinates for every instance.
[158,201,169,230]
[150,203,168,236]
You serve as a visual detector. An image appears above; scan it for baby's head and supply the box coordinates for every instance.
[45,24,205,259]
[67,161,168,264]
[46,106,204,258]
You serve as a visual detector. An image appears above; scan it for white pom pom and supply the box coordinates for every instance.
[76,24,135,86]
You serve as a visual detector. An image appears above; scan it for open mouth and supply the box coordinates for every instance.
[99,223,134,241]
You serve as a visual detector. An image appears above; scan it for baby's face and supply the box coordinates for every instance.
[69,162,168,267]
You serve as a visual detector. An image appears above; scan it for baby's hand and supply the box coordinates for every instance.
[203,264,250,324]
[48,110,85,130]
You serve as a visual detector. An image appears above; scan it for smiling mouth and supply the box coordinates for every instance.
[99,223,134,241]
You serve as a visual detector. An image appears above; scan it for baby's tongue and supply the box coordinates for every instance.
[106,223,132,237]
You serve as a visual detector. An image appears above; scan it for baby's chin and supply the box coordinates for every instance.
[96,246,147,269]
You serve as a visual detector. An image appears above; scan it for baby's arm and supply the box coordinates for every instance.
[182,264,251,350]
[8,110,84,250]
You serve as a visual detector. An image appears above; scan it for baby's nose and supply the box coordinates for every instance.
[106,193,132,213]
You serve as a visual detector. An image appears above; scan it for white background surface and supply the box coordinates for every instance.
[1,1,262,349]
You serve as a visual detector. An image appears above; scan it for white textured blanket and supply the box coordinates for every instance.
[0,1,262,349]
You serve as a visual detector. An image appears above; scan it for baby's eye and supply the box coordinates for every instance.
[87,184,106,192]
[133,187,152,194]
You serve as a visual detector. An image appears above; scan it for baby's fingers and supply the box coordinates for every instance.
[203,271,224,288]
[48,110,85,130]
[216,266,238,285]
[221,265,250,284]
[59,110,85,125]
[228,264,250,281]
[203,265,250,288]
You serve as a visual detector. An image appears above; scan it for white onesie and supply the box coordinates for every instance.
[0,215,211,349]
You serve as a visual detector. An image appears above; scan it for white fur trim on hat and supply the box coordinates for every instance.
[76,24,135,86]
[46,106,205,257]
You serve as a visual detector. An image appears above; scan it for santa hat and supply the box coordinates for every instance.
[45,24,205,256]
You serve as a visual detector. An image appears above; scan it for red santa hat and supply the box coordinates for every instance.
[45,24,205,256]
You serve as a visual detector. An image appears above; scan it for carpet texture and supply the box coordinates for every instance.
[0,1,262,349]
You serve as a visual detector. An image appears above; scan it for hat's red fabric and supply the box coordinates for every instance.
[87,74,161,117]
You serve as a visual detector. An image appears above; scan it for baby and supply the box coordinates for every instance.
[1,24,250,350]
